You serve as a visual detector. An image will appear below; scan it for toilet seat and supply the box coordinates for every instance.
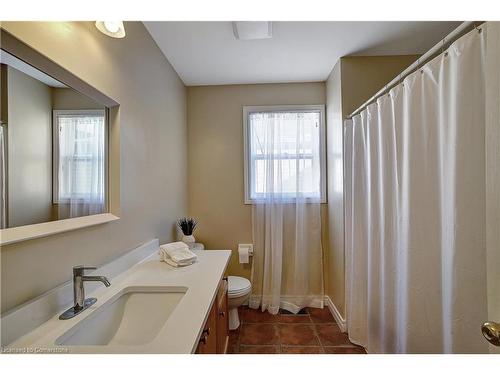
[227,276,251,298]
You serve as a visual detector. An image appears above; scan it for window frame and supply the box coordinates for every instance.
[52,109,108,205]
[243,104,327,204]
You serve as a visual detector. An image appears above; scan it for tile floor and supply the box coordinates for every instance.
[228,306,366,354]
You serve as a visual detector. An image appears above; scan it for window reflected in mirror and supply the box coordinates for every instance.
[0,50,108,229]
[53,109,106,219]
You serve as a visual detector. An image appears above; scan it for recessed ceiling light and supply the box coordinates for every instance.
[232,22,272,40]
[95,21,126,38]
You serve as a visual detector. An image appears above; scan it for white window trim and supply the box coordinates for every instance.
[243,104,327,204]
[52,109,108,205]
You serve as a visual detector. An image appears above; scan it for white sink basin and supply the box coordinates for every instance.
[56,286,187,346]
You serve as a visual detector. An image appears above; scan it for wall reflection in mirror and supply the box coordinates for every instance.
[0,50,108,229]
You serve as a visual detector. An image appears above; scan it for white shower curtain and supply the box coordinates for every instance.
[345,24,495,353]
[249,112,324,314]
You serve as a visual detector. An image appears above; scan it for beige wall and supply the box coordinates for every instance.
[324,55,418,318]
[0,22,187,313]
[52,87,103,110]
[187,83,326,279]
[325,61,344,313]
[7,66,53,227]
[485,21,500,354]
[341,56,418,117]
[1,65,7,124]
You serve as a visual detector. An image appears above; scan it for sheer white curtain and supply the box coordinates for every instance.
[56,111,105,218]
[345,24,494,353]
[249,111,324,314]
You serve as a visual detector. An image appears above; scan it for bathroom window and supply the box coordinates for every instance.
[243,105,326,204]
[53,110,106,213]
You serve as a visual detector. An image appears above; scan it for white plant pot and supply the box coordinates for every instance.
[182,234,195,244]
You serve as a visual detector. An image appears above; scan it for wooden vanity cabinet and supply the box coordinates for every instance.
[216,278,229,353]
[196,301,217,354]
[196,277,229,354]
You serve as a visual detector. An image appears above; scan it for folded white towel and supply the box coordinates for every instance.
[159,242,188,261]
[159,242,197,266]
[160,241,189,252]
[161,242,197,263]
[164,257,196,268]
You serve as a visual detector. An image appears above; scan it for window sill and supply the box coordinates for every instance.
[0,213,119,246]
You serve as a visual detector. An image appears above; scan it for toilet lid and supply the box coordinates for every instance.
[228,276,251,296]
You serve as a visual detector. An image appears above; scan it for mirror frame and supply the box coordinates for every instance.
[0,28,121,246]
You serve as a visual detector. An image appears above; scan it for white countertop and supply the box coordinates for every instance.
[7,250,231,354]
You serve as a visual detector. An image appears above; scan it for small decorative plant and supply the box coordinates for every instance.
[177,217,198,243]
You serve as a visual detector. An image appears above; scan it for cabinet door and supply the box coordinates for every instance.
[196,301,218,354]
[216,279,229,353]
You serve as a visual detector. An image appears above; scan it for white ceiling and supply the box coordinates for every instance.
[144,21,461,86]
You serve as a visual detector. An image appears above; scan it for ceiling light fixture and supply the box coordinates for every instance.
[95,21,126,38]
[232,21,272,40]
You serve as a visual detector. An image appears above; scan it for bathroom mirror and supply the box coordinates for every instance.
[0,28,120,245]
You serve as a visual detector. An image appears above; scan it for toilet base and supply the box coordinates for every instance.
[229,307,240,330]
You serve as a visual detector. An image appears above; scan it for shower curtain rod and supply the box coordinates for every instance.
[347,21,483,119]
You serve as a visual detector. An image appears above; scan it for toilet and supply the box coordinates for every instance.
[227,276,251,330]
[190,242,252,330]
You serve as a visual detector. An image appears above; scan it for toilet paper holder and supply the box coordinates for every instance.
[238,244,254,255]
[238,244,253,264]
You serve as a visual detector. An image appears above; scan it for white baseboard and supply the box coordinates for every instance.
[324,295,347,332]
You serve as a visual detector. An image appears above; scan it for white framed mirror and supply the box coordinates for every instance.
[0,28,121,245]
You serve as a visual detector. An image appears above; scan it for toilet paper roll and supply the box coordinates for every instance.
[238,246,250,263]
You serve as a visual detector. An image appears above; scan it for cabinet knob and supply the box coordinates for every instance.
[219,311,225,317]
[200,334,208,344]
[200,327,211,344]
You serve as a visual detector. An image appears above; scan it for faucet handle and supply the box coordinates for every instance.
[73,265,97,276]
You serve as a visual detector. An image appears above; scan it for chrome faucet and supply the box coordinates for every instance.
[59,266,111,320]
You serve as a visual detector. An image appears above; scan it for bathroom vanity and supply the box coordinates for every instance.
[4,247,231,354]
[195,277,229,354]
